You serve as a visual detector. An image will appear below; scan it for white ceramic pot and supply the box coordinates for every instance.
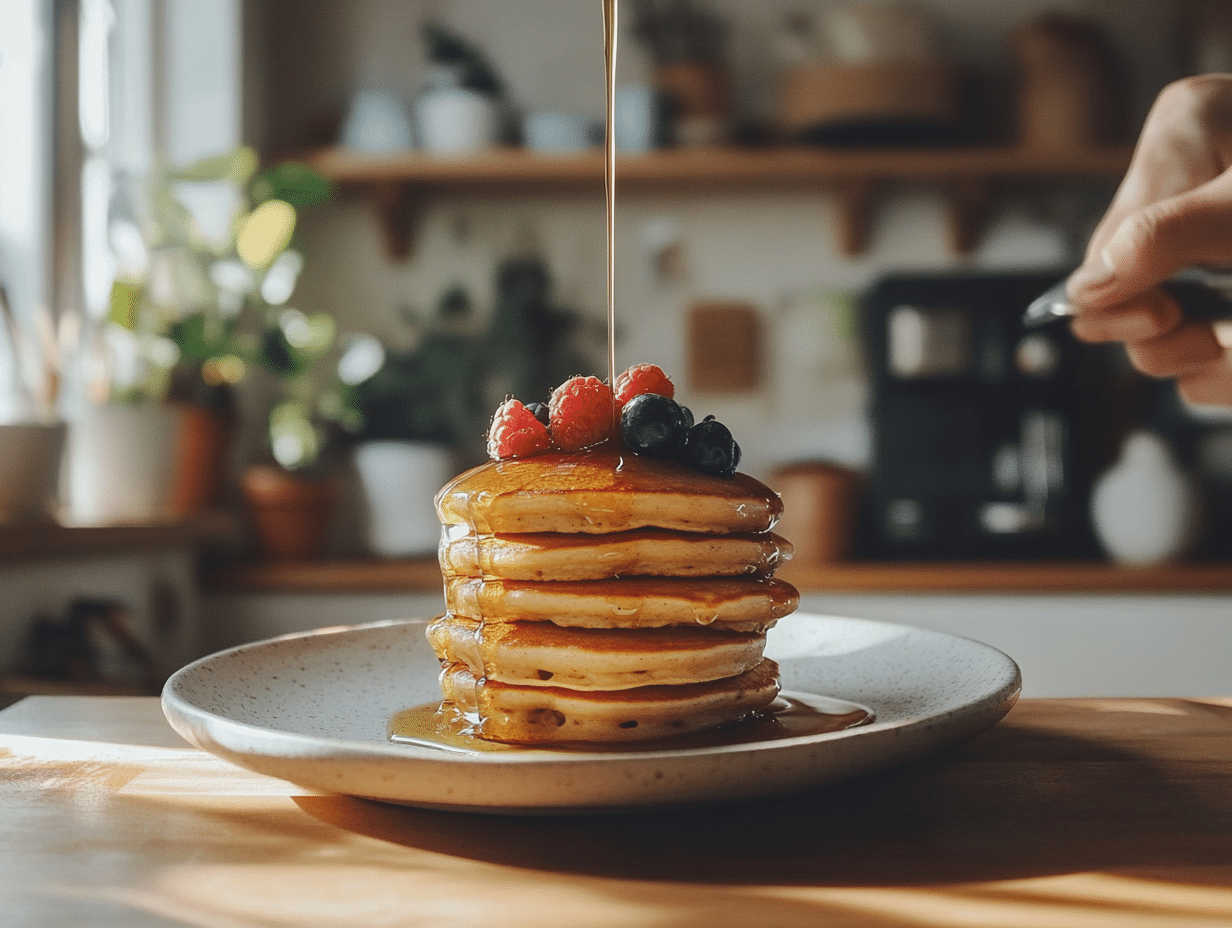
[340,88,415,153]
[1090,430,1200,566]
[523,111,597,153]
[0,422,66,522]
[415,87,498,155]
[62,403,182,525]
[614,85,660,152]
[353,440,454,557]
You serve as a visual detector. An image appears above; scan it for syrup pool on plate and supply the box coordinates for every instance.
[388,693,874,754]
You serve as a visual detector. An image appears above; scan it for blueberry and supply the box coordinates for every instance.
[526,402,550,426]
[620,393,687,457]
[680,418,739,477]
[678,405,695,429]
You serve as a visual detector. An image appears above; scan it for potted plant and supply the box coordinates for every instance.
[231,165,340,562]
[415,21,509,154]
[65,147,262,525]
[95,146,340,557]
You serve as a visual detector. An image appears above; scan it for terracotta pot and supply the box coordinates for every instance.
[769,462,863,564]
[168,404,234,516]
[241,465,336,562]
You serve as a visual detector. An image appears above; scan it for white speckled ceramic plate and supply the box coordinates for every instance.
[162,613,1020,813]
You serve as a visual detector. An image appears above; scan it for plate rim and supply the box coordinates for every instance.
[162,614,1021,808]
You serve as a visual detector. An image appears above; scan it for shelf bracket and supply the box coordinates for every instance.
[369,182,418,260]
[946,177,993,255]
[835,178,876,257]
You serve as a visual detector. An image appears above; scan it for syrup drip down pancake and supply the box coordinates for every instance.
[428,373,801,745]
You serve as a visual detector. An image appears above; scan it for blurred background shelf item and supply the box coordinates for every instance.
[305,144,1132,258]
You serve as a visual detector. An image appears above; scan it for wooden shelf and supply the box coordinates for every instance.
[306,144,1132,259]
[207,557,444,594]
[0,512,242,563]
[204,556,1232,596]
[779,560,1232,594]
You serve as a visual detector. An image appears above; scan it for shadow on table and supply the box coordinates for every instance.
[294,698,1232,888]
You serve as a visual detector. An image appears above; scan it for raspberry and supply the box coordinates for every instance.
[548,375,615,451]
[614,363,674,408]
[487,398,552,460]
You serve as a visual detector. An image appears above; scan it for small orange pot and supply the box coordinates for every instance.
[769,462,863,565]
[241,464,336,562]
[169,404,235,516]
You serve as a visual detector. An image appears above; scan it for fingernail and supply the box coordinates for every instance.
[1068,261,1117,294]
[1099,218,1140,277]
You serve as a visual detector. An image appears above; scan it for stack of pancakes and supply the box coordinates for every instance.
[430,448,799,744]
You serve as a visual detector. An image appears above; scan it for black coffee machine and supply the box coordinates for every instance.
[857,271,1129,560]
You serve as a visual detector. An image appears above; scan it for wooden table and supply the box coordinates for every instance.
[2,696,1231,927]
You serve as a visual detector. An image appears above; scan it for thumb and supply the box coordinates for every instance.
[1100,170,1232,294]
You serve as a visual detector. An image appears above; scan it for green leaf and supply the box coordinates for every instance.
[170,313,235,360]
[251,163,334,210]
[109,280,145,329]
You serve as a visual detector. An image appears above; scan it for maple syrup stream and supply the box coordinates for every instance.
[387,1,873,753]
[604,0,618,401]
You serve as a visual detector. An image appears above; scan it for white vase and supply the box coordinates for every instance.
[61,403,182,525]
[415,88,498,155]
[353,440,454,557]
[1090,431,1200,566]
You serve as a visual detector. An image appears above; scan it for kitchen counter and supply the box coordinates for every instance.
[2,695,1230,927]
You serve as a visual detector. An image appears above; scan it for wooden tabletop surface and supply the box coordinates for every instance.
[2,695,1231,927]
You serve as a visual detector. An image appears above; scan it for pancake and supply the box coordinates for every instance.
[443,576,798,630]
[428,417,797,745]
[440,658,782,743]
[439,526,792,581]
[428,614,766,689]
[435,449,783,535]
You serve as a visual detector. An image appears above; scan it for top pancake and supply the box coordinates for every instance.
[435,447,783,535]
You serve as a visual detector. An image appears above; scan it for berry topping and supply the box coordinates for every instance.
[487,398,553,460]
[614,363,674,408]
[680,417,740,477]
[548,375,615,451]
[620,393,688,458]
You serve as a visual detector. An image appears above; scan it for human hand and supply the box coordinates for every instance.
[1066,74,1232,407]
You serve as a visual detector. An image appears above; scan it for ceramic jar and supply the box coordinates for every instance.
[353,441,453,558]
[1090,431,1200,566]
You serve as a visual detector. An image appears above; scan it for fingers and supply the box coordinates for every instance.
[1071,292,1226,389]
[1069,288,1182,343]
[1125,319,1225,379]
[1102,178,1232,277]
[1177,358,1232,408]
[1060,76,1232,408]
[1068,177,1232,311]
